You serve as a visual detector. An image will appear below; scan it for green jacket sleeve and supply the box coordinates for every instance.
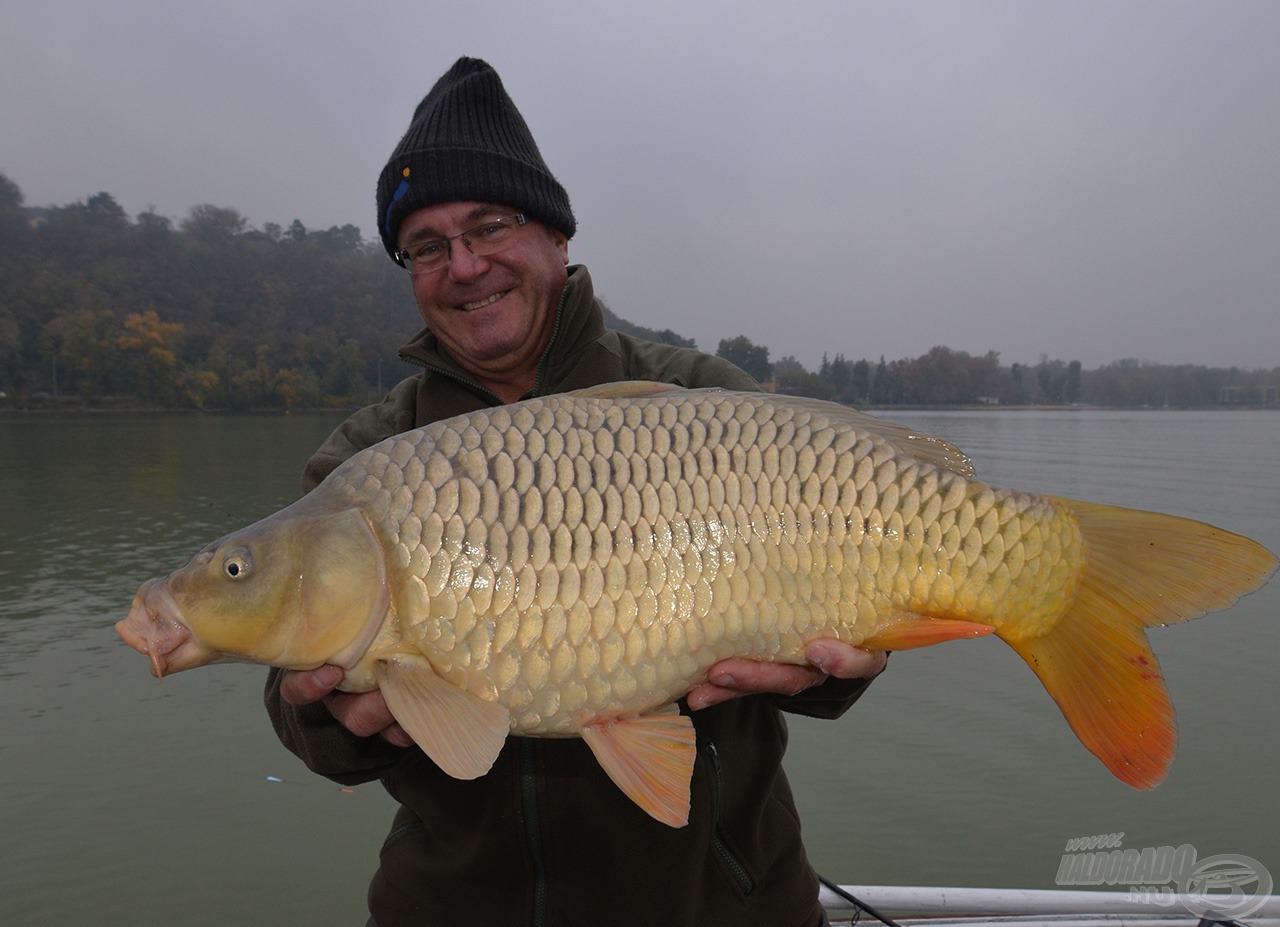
[300,375,419,492]
[766,670,881,720]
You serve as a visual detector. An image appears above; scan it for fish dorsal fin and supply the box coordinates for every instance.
[580,704,697,828]
[803,401,974,477]
[566,380,689,400]
[375,654,510,779]
[863,417,975,477]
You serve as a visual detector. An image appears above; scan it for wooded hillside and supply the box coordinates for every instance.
[2,175,1274,410]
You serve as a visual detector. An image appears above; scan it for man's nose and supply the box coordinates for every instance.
[446,238,489,282]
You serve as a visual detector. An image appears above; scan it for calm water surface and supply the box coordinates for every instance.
[1,409,1277,925]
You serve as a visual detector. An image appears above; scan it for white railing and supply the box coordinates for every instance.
[820,884,1280,924]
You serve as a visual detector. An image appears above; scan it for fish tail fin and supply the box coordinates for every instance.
[1002,497,1275,789]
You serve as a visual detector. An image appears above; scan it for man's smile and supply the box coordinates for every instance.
[459,290,511,312]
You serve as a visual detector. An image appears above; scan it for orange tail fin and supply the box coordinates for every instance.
[1002,498,1275,789]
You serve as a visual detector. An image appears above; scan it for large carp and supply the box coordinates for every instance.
[117,383,1275,827]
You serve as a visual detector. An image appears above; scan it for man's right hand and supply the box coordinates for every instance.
[278,665,415,748]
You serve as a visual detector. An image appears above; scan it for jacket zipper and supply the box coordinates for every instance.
[529,285,570,398]
[519,739,550,927]
[704,740,755,895]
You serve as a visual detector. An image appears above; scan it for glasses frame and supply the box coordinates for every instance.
[394,213,528,275]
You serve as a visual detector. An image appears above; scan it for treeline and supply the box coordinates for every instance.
[1,174,1275,411]
[731,345,1277,408]
[1,175,416,410]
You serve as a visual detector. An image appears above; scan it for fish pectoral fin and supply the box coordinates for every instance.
[860,613,994,651]
[580,704,696,828]
[375,655,510,780]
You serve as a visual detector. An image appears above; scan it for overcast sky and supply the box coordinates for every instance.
[4,1,1277,370]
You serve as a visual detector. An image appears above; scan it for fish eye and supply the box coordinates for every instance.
[222,547,252,580]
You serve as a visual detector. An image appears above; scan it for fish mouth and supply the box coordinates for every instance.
[115,578,216,678]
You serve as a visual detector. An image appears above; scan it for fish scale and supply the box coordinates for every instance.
[118,382,1276,827]
[321,389,1072,736]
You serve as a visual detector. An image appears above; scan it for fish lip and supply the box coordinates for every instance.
[116,578,214,678]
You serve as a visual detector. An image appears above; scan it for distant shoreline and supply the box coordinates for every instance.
[3,396,1275,416]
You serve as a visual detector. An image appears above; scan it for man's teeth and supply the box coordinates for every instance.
[460,291,509,312]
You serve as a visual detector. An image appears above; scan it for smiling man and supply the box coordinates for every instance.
[394,202,568,402]
[265,57,885,927]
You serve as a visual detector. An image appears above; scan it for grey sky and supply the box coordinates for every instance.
[4,1,1277,370]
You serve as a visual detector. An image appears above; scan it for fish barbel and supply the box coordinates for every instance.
[116,382,1276,826]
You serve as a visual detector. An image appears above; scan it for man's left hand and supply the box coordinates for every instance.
[686,639,886,711]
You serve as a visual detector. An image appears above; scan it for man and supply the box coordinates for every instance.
[266,57,885,926]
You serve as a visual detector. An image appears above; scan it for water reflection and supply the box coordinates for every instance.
[1,409,1276,926]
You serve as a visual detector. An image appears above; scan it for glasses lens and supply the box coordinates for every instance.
[404,241,447,274]
[402,216,521,274]
[466,218,515,255]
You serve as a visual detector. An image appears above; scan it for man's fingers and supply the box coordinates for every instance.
[280,667,412,747]
[687,660,826,711]
[380,723,415,749]
[685,683,740,712]
[279,665,343,707]
[323,689,401,742]
[710,660,825,696]
[687,643,887,712]
[806,641,888,679]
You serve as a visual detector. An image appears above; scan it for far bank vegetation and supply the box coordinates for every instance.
[2,175,1275,412]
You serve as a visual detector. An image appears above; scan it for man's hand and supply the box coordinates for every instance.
[280,640,883,735]
[686,639,886,711]
[279,665,414,748]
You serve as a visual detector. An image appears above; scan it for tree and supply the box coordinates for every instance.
[716,335,772,383]
[1065,360,1082,404]
[181,369,221,410]
[117,310,185,402]
[86,192,129,230]
[181,204,248,241]
[41,309,124,399]
[0,173,22,213]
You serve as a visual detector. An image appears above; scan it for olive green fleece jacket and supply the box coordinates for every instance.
[264,266,877,927]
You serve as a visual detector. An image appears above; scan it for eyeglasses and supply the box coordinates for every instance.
[394,214,528,275]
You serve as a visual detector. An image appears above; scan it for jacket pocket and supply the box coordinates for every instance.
[704,740,756,896]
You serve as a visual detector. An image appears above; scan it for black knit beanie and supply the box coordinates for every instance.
[376,56,576,263]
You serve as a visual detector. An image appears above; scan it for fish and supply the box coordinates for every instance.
[116,382,1276,827]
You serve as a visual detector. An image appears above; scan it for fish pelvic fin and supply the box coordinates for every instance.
[580,704,697,828]
[1005,497,1276,790]
[375,655,510,779]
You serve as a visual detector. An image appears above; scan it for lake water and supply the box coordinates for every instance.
[1,409,1277,925]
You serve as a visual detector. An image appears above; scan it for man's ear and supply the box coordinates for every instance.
[547,225,569,263]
